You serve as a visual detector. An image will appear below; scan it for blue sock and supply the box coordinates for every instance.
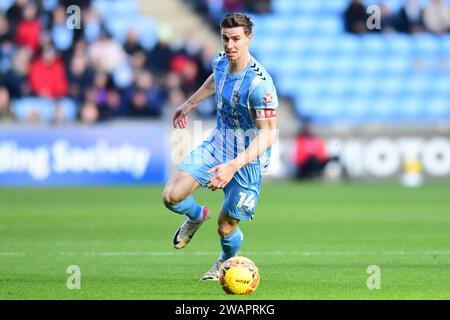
[164,195,203,222]
[220,228,243,260]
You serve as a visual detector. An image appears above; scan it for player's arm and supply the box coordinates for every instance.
[173,74,215,129]
[231,116,277,169]
[206,115,277,191]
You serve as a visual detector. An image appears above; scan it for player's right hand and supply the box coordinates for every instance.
[172,107,188,129]
[172,103,192,129]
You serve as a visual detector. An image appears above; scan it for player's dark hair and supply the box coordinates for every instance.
[220,13,253,36]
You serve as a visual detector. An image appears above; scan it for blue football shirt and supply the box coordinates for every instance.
[204,51,279,173]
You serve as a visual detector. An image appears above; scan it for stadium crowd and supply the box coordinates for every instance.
[0,0,218,124]
[344,0,450,34]
[185,0,450,35]
[1,0,448,124]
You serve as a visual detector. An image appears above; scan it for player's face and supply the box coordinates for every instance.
[221,27,252,62]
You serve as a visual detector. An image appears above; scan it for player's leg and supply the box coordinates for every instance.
[201,209,241,281]
[201,165,262,280]
[163,142,217,249]
[162,169,204,221]
[218,210,243,260]
[163,169,211,249]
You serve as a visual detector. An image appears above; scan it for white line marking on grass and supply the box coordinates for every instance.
[0,252,26,256]
[1,251,450,256]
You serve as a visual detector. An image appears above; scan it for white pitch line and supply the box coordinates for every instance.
[0,252,26,256]
[1,251,450,257]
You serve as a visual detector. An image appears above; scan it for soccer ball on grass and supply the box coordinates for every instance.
[219,256,260,295]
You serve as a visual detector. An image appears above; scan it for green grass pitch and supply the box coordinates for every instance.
[0,181,449,299]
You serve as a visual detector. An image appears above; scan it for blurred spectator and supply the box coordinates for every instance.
[80,101,99,124]
[147,38,174,75]
[192,44,216,118]
[6,0,27,32]
[376,2,396,33]
[4,46,32,98]
[244,0,272,14]
[130,50,147,73]
[343,0,370,34]
[294,120,333,179]
[88,30,127,73]
[0,86,13,120]
[222,0,244,12]
[164,71,183,93]
[67,51,94,102]
[53,101,70,125]
[170,53,200,96]
[197,44,216,84]
[123,28,145,56]
[0,13,13,43]
[423,0,450,34]
[130,70,166,117]
[396,0,425,34]
[98,88,127,120]
[14,2,42,54]
[39,30,54,49]
[29,45,68,98]
[24,106,41,123]
[90,71,110,106]
[129,89,152,117]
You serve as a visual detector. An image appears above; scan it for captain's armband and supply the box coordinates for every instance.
[255,109,277,120]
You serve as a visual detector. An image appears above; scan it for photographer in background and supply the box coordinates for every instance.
[294,119,335,180]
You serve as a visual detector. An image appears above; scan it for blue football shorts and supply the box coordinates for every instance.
[177,141,262,221]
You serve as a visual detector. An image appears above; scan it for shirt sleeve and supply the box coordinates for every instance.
[211,51,226,73]
[249,79,279,111]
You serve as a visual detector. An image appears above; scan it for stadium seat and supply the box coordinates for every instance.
[104,15,158,49]
[92,0,139,17]
[136,17,158,50]
[12,98,55,123]
[254,0,450,123]
[0,0,13,11]
[56,98,78,122]
[11,97,77,123]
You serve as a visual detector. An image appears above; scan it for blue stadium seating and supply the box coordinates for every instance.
[0,0,13,11]
[96,0,158,50]
[92,0,139,18]
[11,97,77,123]
[250,0,450,123]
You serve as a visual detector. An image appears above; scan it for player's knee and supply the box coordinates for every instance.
[217,224,236,238]
[162,189,180,207]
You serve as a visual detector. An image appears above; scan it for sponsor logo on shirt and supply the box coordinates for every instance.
[263,92,273,104]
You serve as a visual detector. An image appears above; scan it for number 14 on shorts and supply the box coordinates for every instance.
[237,192,255,211]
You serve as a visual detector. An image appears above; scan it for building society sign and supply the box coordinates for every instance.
[0,125,168,186]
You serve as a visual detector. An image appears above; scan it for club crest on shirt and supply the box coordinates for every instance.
[232,90,241,104]
[263,92,273,104]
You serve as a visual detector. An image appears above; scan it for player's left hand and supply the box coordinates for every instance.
[206,164,237,191]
